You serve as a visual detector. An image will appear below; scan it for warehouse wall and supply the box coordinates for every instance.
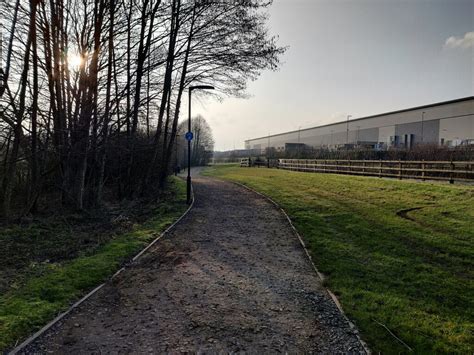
[245,97,474,152]
[439,115,474,145]
[395,120,440,145]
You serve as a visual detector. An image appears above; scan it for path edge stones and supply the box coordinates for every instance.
[8,185,196,355]
[230,180,371,354]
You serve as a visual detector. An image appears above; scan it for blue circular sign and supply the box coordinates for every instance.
[185,131,194,141]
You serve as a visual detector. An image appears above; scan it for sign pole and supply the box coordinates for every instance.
[185,84,214,205]
[187,89,192,204]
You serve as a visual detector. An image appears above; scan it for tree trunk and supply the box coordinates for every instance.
[28,0,40,213]
[144,0,181,188]
[1,0,36,218]
[159,5,196,187]
[94,0,116,205]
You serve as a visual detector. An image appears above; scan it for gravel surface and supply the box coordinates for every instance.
[20,175,366,354]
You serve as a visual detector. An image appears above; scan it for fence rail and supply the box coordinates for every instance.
[240,158,250,167]
[278,159,474,183]
[240,158,278,168]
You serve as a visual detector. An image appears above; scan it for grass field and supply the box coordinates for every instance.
[0,178,188,352]
[204,165,474,353]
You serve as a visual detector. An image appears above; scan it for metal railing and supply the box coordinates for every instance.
[278,159,474,183]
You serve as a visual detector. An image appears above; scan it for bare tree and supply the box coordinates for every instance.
[178,115,214,167]
[0,0,284,218]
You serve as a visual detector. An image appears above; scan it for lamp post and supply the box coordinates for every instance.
[346,115,352,145]
[298,126,301,158]
[267,133,271,168]
[421,111,425,144]
[187,85,214,204]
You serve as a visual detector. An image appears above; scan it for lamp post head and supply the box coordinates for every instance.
[190,85,215,91]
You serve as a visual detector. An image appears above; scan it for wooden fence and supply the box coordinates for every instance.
[240,158,278,168]
[278,159,474,183]
[240,158,250,167]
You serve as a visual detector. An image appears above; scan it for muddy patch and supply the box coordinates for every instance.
[396,207,425,221]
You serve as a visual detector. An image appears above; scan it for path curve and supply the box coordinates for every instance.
[20,175,365,354]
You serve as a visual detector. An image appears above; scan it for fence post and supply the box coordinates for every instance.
[362,160,366,175]
[450,160,454,184]
[422,159,425,181]
[379,159,382,178]
[398,160,402,180]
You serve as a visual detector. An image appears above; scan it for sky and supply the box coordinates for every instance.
[191,0,474,151]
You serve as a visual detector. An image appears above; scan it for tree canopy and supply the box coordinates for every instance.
[0,0,285,218]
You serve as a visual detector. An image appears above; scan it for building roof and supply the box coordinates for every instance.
[245,96,474,142]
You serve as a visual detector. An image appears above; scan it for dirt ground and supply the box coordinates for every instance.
[21,175,366,354]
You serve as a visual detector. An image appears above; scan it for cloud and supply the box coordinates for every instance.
[444,31,474,49]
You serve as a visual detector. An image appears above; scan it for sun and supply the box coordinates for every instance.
[68,53,83,69]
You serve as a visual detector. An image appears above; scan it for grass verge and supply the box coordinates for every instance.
[0,177,187,352]
[203,165,473,353]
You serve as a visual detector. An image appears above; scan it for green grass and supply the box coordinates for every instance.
[203,165,474,353]
[0,177,187,352]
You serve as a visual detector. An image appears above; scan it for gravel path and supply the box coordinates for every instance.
[21,175,366,354]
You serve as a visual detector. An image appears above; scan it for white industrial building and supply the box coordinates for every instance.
[245,97,474,153]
